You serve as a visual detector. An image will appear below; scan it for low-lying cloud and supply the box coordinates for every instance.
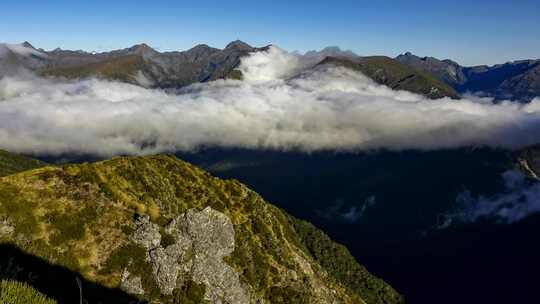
[1,46,540,156]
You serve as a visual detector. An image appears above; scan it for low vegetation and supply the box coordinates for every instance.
[0,280,56,304]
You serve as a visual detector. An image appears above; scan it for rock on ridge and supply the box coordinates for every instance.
[126,207,250,303]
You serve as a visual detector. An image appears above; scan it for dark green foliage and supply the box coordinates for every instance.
[291,218,404,304]
[160,229,177,248]
[0,150,47,177]
[0,184,39,235]
[267,286,308,304]
[101,242,161,299]
[47,212,86,245]
[227,70,243,80]
[225,224,273,290]
[171,280,207,304]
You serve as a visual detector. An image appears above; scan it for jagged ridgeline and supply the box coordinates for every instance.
[0,154,402,304]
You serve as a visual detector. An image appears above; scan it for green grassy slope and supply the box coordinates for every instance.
[41,55,145,83]
[320,56,460,99]
[0,155,402,304]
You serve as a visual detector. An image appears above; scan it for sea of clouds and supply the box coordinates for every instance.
[1,46,540,156]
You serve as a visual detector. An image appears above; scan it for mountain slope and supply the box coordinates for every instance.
[462,60,540,100]
[395,52,467,87]
[41,55,146,84]
[396,52,540,101]
[0,155,402,304]
[40,41,263,88]
[0,42,49,75]
[0,150,47,177]
[319,56,460,99]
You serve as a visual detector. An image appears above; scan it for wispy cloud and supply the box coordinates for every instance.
[441,170,540,226]
[318,196,377,223]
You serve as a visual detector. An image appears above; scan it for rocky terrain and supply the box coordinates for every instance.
[396,52,540,101]
[0,152,402,304]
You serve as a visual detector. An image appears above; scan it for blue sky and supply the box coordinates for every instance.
[1,0,538,66]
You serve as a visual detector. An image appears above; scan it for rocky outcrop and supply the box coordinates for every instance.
[518,145,540,180]
[126,208,250,303]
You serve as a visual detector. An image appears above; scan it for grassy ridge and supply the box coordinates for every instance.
[320,56,460,99]
[0,150,47,177]
[0,155,403,303]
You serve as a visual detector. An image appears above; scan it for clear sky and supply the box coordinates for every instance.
[1,0,538,66]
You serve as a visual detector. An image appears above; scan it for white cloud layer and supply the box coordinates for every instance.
[1,46,540,156]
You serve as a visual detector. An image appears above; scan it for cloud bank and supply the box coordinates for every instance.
[1,46,540,156]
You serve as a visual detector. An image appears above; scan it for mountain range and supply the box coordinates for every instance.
[6,41,539,101]
[396,52,540,101]
[0,41,262,88]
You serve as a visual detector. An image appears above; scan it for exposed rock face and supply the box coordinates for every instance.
[518,145,540,180]
[127,208,250,303]
[131,215,161,250]
[178,207,249,304]
[120,270,144,295]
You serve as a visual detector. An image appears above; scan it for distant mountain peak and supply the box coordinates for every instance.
[127,43,158,55]
[225,40,252,51]
[189,44,216,52]
[21,41,35,49]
